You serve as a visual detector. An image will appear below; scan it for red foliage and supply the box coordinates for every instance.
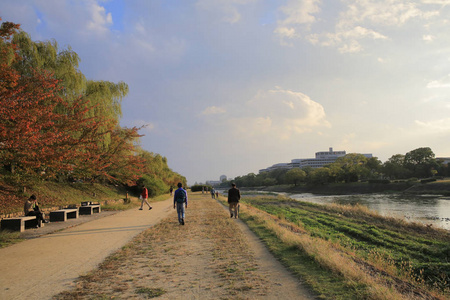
[1,19,148,187]
[0,20,104,178]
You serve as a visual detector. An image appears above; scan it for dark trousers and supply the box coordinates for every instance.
[26,210,45,224]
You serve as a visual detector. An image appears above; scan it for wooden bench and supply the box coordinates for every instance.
[78,205,101,215]
[1,216,43,232]
[49,208,79,222]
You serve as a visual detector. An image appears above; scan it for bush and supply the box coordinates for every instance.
[137,175,168,197]
[190,184,212,192]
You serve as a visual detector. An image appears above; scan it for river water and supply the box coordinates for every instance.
[287,193,450,230]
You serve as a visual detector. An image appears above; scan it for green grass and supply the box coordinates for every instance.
[0,230,23,248]
[235,196,450,298]
[241,212,361,299]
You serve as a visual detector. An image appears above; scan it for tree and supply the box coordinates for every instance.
[11,31,86,102]
[285,168,306,186]
[0,68,102,178]
[332,154,369,183]
[11,30,129,150]
[308,168,332,185]
[404,147,438,178]
[382,154,411,179]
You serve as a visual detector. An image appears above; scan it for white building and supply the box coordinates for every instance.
[259,148,373,173]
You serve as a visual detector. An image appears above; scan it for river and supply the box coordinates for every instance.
[218,189,450,230]
[287,193,450,230]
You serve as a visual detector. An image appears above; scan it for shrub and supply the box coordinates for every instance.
[191,184,212,192]
[137,175,168,197]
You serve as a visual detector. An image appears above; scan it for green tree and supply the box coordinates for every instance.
[382,154,411,179]
[332,154,369,183]
[404,147,438,178]
[285,168,306,186]
[308,168,332,185]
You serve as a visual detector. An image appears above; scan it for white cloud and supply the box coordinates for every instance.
[278,0,440,52]
[86,1,113,34]
[421,0,450,4]
[415,118,450,133]
[202,106,227,115]
[232,87,331,140]
[196,0,256,24]
[427,74,450,88]
[423,34,435,42]
[274,0,321,42]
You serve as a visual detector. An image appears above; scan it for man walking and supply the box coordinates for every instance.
[228,183,241,219]
[139,184,152,210]
[173,182,188,225]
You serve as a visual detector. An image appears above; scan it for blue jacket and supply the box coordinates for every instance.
[174,188,188,205]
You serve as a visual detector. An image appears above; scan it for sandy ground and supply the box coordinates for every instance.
[1,194,315,300]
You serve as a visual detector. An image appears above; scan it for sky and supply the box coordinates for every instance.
[2,0,450,185]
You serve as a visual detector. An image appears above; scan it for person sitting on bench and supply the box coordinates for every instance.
[24,195,48,227]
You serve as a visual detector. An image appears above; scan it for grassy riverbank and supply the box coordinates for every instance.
[235,194,449,299]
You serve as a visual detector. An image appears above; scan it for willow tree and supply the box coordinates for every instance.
[84,80,128,149]
[10,28,129,150]
[12,31,86,101]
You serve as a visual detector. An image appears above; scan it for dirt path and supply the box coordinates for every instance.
[1,193,314,299]
[0,197,174,300]
[54,193,315,299]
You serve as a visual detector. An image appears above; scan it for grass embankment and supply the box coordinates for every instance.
[0,181,131,215]
[0,182,168,248]
[236,195,449,299]
[54,193,273,299]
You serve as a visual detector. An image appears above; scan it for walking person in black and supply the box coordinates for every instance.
[228,183,241,219]
[173,182,188,225]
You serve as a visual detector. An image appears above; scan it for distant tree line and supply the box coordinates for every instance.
[0,19,186,196]
[220,147,446,188]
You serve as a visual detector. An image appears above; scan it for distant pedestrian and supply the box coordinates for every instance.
[210,188,215,199]
[139,185,152,210]
[169,186,173,196]
[24,195,48,227]
[228,183,241,219]
[173,182,188,225]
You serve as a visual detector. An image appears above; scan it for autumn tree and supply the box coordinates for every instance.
[1,18,185,190]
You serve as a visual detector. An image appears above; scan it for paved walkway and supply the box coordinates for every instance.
[0,197,174,300]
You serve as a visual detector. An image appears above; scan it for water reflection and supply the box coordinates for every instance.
[288,193,450,230]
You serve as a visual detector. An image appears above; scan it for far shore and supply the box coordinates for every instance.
[232,179,450,196]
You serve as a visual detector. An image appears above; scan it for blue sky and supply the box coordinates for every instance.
[2,0,450,184]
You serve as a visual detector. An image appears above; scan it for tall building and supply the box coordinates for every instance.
[259,147,373,173]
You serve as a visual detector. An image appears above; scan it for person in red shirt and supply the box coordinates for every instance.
[139,185,152,210]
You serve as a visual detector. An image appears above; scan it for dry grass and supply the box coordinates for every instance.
[53,193,270,299]
[239,202,447,300]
